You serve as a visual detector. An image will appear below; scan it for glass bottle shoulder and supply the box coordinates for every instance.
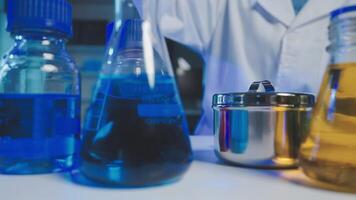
[1,45,77,74]
[0,34,80,94]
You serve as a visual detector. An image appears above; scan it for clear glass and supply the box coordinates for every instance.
[0,32,81,174]
[300,13,356,188]
[77,14,192,186]
[115,0,140,26]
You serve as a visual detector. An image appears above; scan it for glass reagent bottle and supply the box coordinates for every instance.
[0,0,80,174]
[300,6,356,189]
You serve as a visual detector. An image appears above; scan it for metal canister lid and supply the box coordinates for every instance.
[212,80,315,107]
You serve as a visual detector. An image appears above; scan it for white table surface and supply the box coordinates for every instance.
[0,136,355,200]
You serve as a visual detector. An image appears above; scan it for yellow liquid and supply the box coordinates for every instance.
[300,63,356,188]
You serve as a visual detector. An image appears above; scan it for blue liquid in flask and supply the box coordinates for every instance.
[80,74,192,186]
[0,94,80,174]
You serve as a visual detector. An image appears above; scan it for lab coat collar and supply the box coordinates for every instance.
[250,0,295,27]
[250,0,348,28]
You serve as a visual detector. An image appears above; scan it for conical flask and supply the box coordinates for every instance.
[79,17,192,186]
[300,6,356,189]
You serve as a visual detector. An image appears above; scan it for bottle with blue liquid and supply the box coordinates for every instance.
[0,0,80,174]
[79,16,192,186]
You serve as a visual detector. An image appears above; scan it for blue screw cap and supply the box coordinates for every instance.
[7,0,73,37]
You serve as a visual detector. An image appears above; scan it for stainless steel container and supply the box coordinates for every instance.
[213,80,314,168]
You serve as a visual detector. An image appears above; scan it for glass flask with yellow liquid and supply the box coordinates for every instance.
[300,6,356,188]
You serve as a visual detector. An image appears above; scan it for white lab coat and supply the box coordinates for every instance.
[137,0,356,135]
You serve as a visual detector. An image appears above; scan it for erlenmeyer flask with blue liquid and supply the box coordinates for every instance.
[79,17,192,186]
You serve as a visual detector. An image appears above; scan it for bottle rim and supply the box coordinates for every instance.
[331,5,356,20]
[328,8,356,52]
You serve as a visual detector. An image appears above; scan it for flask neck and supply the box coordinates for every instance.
[115,0,141,27]
[11,31,68,53]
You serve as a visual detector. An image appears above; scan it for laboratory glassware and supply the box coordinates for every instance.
[300,6,356,189]
[0,0,80,174]
[79,13,192,186]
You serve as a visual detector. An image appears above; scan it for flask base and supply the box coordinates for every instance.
[300,157,356,189]
[76,159,191,187]
[0,154,76,174]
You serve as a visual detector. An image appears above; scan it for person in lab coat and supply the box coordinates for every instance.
[136,0,356,135]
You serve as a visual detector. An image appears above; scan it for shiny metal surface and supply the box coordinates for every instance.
[213,81,314,168]
[212,92,315,108]
[212,80,315,107]
[213,107,312,168]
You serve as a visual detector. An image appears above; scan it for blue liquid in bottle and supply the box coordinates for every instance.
[0,0,80,174]
[80,74,192,186]
[0,94,80,174]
